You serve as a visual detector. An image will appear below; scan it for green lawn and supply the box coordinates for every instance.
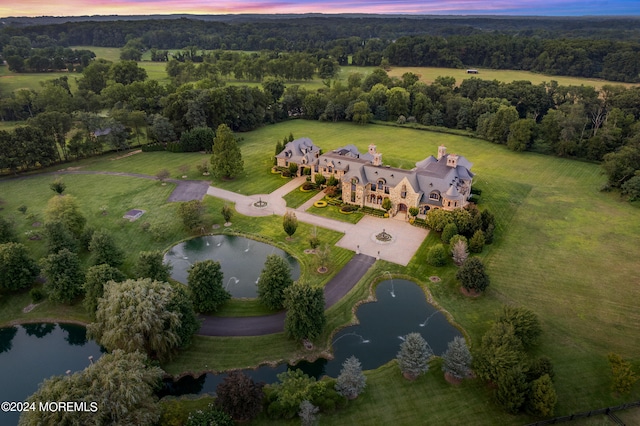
[2,119,639,423]
[306,203,365,224]
[282,185,320,209]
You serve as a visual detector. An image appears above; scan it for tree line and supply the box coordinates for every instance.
[3,16,640,81]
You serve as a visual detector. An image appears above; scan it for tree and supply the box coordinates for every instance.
[426,244,448,267]
[43,220,78,254]
[469,229,485,253]
[49,178,66,195]
[257,255,294,310]
[497,306,542,349]
[177,200,205,231]
[89,229,124,267]
[441,222,459,244]
[456,257,490,293]
[44,195,86,238]
[526,374,557,417]
[215,371,264,421]
[40,248,84,304]
[180,126,214,152]
[335,356,367,399]
[188,260,230,313]
[186,404,234,426]
[315,243,331,273]
[0,216,18,244]
[283,211,298,238]
[156,168,170,183]
[608,352,638,394]
[109,60,148,85]
[621,175,640,201]
[267,369,325,419]
[284,283,326,341]
[299,400,319,426]
[136,250,172,282]
[451,239,469,266]
[19,350,163,426]
[473,322,523,384]
[88,278,194,361]
[221,204,233,224]
[84,264,126,315]
[495,365,529,414]
[507,118,536,152]
[0,242,39,292]
[348,100,372,125]
[397,332,432,380]
[442,336,472,381]
[381,197,392,214]
[211,124,244,180]
[314,174,326,186]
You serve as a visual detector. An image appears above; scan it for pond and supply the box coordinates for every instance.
[164,235,301,298]
[0,323,103,426]
[161,279,463,396]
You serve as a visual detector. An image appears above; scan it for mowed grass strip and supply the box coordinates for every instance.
[282,185,320,209]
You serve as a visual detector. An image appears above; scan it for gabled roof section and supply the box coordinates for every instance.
[276,137,320,164]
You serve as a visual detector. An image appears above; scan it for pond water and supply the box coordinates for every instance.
[0,323,103,426]
[164,235,301,298]
[161,279,462,396]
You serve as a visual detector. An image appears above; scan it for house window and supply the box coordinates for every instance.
[351,191,356,203]
[384,186,389,194]
[377,179,385,190]
[401,185,407,199]
[377,195,383,205]
[370,183,376,192]
[369,194,376,203]
[429,192,439,200]
[328,166,333,173]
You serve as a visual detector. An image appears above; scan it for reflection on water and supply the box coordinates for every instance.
[0,323,103,425]
[165,235,301,298]
[163,280,462,396]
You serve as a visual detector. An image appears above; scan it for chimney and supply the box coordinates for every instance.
[437,145,447,160]
[447,154,459,168]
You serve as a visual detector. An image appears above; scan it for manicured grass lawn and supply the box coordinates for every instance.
[0,66,80,93]
[70,46,122,62]
[306,203,364,224]
[282,186,320,209]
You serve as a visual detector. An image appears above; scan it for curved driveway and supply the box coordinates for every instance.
[198,254,375,336]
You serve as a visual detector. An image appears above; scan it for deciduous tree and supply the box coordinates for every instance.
[88,278,195,361]
[456,257,490,293]
[283,211,298,238]
[284,283,325,341]
[188,260,230,313]
[84,263,126,315]
[0,242,39,292]
[44,195,86,238]
[215,371,264,421]
[89,229,124,267]
[19,350,163,426]
[526,374,557,417]
[40,248,84,303]
[135,250,172,282]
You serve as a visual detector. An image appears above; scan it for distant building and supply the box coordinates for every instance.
[276,139,474,216]
[466,69,479,74]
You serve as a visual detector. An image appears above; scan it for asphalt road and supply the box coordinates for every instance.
[198,253,376,336]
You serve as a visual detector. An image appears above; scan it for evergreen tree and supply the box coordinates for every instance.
[335,356,367,399]
[298,400,319,426]
[495,365,529,414]
[469,229,485,253]
[210,124,244,179]
[188,260,230,313]
[497,306,542,349]
[526,374,557,417]
[441,222,459,244]
[426,244,448,266]
[284,283,325,341]
[442,336,472,380]
[0,216,18,244]
[257,255,294,310]
[396,332,432,380]
[474,322,523,384]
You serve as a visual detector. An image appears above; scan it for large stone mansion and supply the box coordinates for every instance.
[276,138,474,216]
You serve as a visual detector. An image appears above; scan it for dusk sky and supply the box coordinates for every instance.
[2,0,639,18]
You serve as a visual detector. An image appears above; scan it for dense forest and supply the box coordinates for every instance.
[2,16,640,81]
[1,15,639,198]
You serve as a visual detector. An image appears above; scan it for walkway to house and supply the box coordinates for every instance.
[198,253,375,336]
[206,178,427,266]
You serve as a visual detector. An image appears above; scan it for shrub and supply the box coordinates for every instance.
[441,222,459,244]
[408,207,419,217]
[327,175,339,187]
[30,287,45,303]
[469,229,485,253]
[608,353,638,394]
[314,174,326,186]
[288,162,298,175]
[426,244,448,266]
[340,204,357,213]
[456,257,489,293]
[497,306,542,349]
[526,374,557,417]
[301,182,316,191]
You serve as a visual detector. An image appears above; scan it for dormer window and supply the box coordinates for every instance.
[377,179,386,190]
[429,192,440,200]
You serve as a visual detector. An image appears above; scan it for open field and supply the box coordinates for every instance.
[1,119,639,423]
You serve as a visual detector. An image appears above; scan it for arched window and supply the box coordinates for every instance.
[429,191,440,201]
[401,184,407,199]
[377,179,386,191]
